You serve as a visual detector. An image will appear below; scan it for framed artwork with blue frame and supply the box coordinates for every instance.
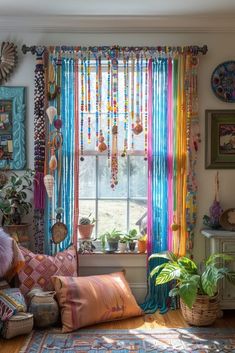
[0,87,26,169]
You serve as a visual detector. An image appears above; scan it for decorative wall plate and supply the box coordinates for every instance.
[0,42,17,84]
[211,61,235,103]
[220,208,235,231]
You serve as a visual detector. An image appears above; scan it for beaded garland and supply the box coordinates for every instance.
[87,53,91,144]
[80,57,85,160]
[33,47,46,253]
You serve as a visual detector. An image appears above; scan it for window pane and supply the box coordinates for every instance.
[98,156,127,198]
[79,199,96,220]
[130,156,147,198]
[129,200,147,234]
[79,156,96,198]
[98,200,127,235]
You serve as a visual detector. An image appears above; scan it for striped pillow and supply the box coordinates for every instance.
[52,272,143,332]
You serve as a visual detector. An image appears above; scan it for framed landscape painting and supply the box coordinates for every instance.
[205,109,235,169]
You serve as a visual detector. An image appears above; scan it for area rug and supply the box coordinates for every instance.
[20,328,235,353]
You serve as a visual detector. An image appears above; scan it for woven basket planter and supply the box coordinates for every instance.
[180,294,219,326]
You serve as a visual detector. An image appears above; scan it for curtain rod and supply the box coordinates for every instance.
[22,44,208,56]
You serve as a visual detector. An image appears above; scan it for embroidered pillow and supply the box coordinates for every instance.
[52,272,143,332]
[18,246,78,295]
[0,288,27,321]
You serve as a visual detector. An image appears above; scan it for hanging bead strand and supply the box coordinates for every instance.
[87,52,91,144]
[98,55,107,152]
[131,56,135,149]
[95,56,99,148]
[144,57,148,160]
[111,56,119,188]
[133,54,143,135]
[122,55,129,157]
[107,57,111,162]
[80,56,85,161]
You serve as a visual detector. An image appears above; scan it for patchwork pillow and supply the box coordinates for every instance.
[18,246,78,295]
[52,272,143,332]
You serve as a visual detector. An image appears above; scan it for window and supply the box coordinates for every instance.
[79,59,147,237]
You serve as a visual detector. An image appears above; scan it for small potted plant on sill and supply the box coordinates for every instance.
[125,228,138,252]
[78,213,96,239]
[137,234,147,253]
[0,169,34,244]
[150,251,235,326]
[119,235,129,253]
[99,229,123,252]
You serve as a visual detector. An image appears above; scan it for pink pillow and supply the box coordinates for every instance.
[18,246,78,295]
[52,272,143,332]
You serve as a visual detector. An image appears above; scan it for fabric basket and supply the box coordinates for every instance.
[1,312,33,339]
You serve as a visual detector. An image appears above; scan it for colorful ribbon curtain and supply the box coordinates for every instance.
[43,54,79,254]
[142,52,200,313]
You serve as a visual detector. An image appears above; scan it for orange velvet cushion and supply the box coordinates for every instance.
[52,272,143,332]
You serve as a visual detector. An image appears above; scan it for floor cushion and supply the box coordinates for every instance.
[18,246,78,295]
[52,271,143,332]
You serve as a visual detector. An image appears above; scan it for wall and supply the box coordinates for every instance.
[1,31,235,262]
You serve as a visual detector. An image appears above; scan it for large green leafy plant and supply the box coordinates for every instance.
[150,252,235,309]
[0,169,34,225]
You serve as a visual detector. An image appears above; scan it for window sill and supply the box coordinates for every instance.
[78,251,147,255]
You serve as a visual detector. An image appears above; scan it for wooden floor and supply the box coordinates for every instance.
[1,309,235,353]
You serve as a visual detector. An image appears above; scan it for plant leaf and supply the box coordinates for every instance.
[149,251,178,262]
[179,282,198,309]
[201,265,219,296]
[155,263,181,285]
[206,253,234,266]
[169,287,179,297]
[178,257,198,274]
[150,263,167,277]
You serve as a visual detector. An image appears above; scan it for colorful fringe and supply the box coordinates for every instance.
[142,52,200,313]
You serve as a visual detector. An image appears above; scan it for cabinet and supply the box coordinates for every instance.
[78,253,147,304]
[201,229,235,309]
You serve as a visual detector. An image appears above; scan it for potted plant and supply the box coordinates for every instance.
[119,235,129,252]
[78,213,96,239]
[150,251,235,326]
[99,229,122,252]
[125,228,138,252]
[0,169,34,243]
[137,234,147,253]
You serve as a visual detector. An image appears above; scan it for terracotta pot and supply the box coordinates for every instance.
[138,240,147,253]
[78,224,94,239]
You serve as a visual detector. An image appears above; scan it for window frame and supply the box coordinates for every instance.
[79,150,147,238]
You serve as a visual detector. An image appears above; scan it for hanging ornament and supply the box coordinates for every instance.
[54,118,62,130]
[98,130,107,152]
[208,172,223,229]
[47,60,60,101]
[46,106,57,125]
[133,55,143,136]
[144,57,148,160]
[87,53,91,144]
[122,55,129,157]
[44,174,55,198]
[131,57,135,149]
[111,125,118,188]
[49,148,57,171]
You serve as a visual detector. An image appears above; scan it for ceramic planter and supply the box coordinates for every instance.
[78,224,94,239]
[119,242,127,252]
[107,240,119,252]
[128,241,136,252]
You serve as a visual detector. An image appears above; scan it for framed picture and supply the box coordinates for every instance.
[205,109,235,169]
[0,87,26,169]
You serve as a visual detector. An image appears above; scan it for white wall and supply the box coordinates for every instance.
[1,31,235,261]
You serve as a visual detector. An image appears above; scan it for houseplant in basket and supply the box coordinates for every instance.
[78,214,96,239]
[150,251,235,326]
[0,169,34,243]
[99,229,123,252]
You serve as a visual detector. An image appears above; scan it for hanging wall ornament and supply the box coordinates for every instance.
[44,174,55,198]
[98,130,107,152]
[46,106,57,125]
[0,42,18,84]
[122,55,129,157]
[49,148,57,171]
[47,59,60,101]
[133,55,143,136]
